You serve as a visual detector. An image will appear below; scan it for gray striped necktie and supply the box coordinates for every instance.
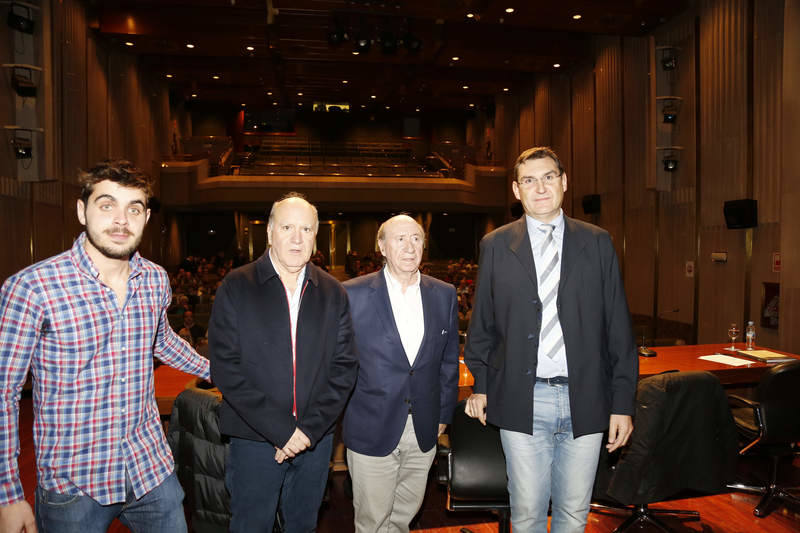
[538,224,564,360]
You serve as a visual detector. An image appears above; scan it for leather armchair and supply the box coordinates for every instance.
[592,371,738,532]
[438,399,510,533]
[727,359,800,517]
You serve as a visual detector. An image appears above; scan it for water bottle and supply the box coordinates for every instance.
[745,321,756,350]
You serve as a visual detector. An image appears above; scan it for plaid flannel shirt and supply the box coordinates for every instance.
[0,233,209,505]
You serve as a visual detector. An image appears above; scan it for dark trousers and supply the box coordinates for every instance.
[226,433,333,533]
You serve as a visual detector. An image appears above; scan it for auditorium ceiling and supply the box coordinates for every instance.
[93,0,688,112]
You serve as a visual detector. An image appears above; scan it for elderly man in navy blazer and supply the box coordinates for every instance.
[342,215,459,533]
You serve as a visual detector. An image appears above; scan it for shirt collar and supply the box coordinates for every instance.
[71,231,143,281]
[525,209,565,237]
[384,266,420,292]
[268,248,306,288]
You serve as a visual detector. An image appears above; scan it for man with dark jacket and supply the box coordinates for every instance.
[209,193,358,533]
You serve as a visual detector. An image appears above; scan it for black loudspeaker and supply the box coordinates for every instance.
[582,194,601,215]
[723,199,757,229]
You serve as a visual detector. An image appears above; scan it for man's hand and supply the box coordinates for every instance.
[281,428,311,458]
[438,423,447,437]
[0,500,37,533]
[464,393,487,426]
[606,414,633,452]
[274,447,289,464]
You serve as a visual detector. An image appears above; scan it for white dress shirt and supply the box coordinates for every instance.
[525,210,568,378]
[384,267,425,366]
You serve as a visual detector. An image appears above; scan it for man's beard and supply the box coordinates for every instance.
[85,225,142,260]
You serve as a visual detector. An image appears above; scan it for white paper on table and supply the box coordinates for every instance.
[698,354,753,366]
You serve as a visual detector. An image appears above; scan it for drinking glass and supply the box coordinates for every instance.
[726,323,740,351]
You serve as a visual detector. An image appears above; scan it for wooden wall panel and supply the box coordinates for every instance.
[753,0,783,224]
[61,0,88,180]
[569,65,595,222]
[0,196,32,282]
[751,222,781,348]
[87,32,109,167]
[658,198,697,327]
[780,0,800,352]
[33,203,65,262]
[623,35,657,317]
[593,36,625,256]
[550,74,573,215]
[696,0,750,342]
[518,88,536,153]
[533,77,551,147]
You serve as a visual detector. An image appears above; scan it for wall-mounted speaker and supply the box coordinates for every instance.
[582,194,601,215]
[723,199,757,229]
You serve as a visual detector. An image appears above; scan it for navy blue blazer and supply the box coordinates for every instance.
[342,269,459,456]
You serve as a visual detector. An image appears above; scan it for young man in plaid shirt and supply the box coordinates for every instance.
[0,161,210,533]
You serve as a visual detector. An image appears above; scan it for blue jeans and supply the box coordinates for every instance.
[227,433,333,533]
[35,471,186,533]
[500,381,603,533]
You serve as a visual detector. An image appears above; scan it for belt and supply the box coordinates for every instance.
[536,376,568,385]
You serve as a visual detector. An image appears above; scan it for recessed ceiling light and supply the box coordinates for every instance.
[352,50,360,55]
[342,80,348,84]
[165,74,173,78]
[267,91,273,96]
[452,56,460,61]
[298,102,303,106]
[573,14,582,20]
[212,75,220,80]
[462,85,469,89]
[553,63,561,68]
[191,93,197,98]
[415,107,420,112]
[361,104,366,108]
[297,92,303,96]
[385,106,390,109]
[503,87,509,92]
[505,8,514,14]
[272,101,278,105]
[246,45,255,51]
[469,103,475,107]
[466,13,474,18]
[186,43,195,49]
[241,103,246,107]
[124,41,134,47]
[370,95,377,99]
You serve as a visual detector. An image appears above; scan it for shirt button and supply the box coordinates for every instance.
[120,408,126,414]
[121,377,127,383]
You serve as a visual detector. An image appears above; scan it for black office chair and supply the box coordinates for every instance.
[591,371,739,533]
[727,359,800,517]
[438,399,510,533]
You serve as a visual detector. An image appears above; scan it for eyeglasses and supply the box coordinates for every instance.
[518,173,562,188]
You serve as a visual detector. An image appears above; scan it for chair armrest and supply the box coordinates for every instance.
[435,445,451,485]
[728,394,759,409]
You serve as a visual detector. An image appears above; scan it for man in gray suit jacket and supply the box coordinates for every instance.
[343,215,459,533]
[464,147,638,533]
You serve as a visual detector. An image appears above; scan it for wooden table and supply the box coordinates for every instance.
[154,365,199,416]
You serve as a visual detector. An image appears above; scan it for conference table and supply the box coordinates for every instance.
[153,343,800,417]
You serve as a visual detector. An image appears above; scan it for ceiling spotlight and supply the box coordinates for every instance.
[165,74,173,78]
[191,93,197,98]
[462,85,469,89]
[505,8,515,14]
[415,107,420,112]
[370,95,377,99]
[352,50,360,55]
[661,55,677,70]
[553,63,561,68]
[246,45,255,51]
[272,101,278,105]
[342,80,348,84]
[466,13,474,18]
[452,56,460,61]
[503,87,509,92]
[212,75,220,80]
[124,41,134,47]
[328,27,347,46]
[573,14,582,20]
[663,158,678,172]
[186,43,195,49]
[469,103,475,107]
[354,36,371,54]
[663,110,678,123]
[385,105,390,110]
[361,104,366,108]
[241,103,246,107]
[298,102,303,106]
[297,92,303,96]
